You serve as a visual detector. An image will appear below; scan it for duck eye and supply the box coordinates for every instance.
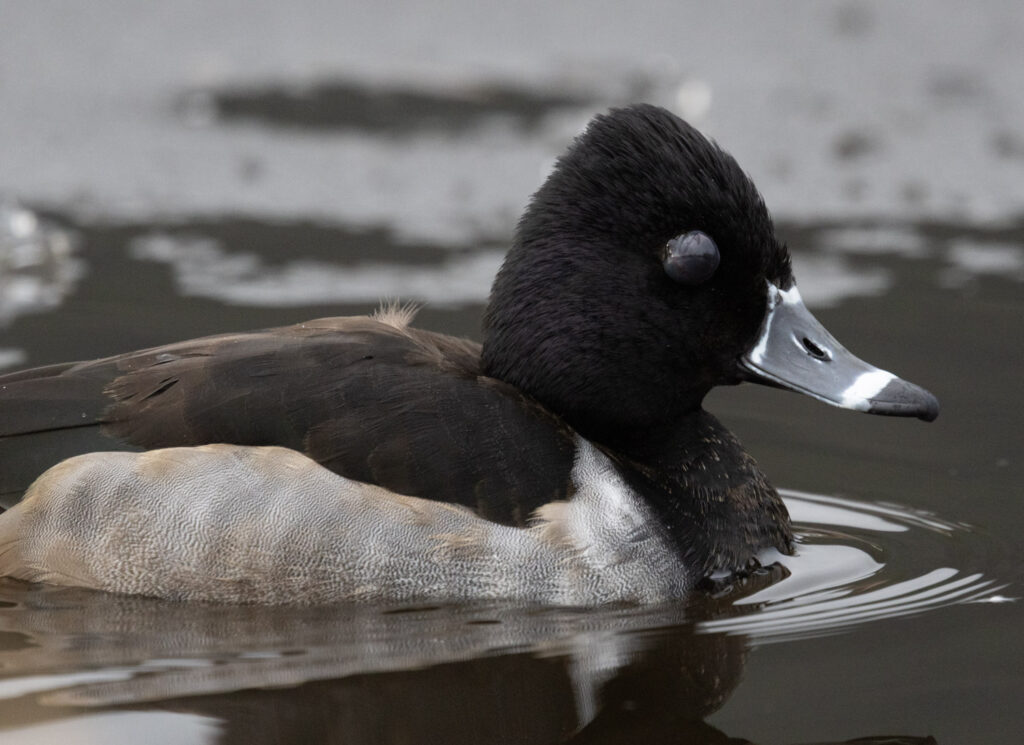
[663,231,720,285]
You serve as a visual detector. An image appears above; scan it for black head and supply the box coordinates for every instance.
[482,105,792,444]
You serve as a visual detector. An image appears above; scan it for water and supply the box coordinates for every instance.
[1,2,1022,742]
[0,487,1012,742]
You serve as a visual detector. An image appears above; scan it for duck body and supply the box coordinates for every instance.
[0,105,938,604]
[0,310,781,603]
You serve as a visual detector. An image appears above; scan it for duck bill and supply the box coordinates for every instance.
[738,282,939,421]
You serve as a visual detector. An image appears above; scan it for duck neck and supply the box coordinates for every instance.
[600,409,794,577]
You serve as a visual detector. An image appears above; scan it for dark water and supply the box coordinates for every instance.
[1,3,1023,741]
[0,209,1020,744]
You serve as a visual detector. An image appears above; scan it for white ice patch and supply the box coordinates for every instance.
[839,369,896,410]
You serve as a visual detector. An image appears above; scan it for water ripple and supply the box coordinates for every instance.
[699,490,1010,643]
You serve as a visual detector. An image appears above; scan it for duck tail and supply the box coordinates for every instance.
[0,359,122,507]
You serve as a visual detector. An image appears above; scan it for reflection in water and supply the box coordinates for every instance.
[814,226,928,258]
[705,565,994,643]
[130,232,505,307]
[0,589,741,741]
[0,202,80,324]
[782,253,891,308]
[4,216,1012,335]
[0,586,938,745]
[0,202,80,370]
[113,219,1024,317]
[702,491,1004,644]
[0,712,220,745]
[945,240,1024,283]
[125,226,899,311]
[0,492,993,744]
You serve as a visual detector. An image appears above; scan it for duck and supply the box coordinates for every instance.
[0,104,938,605]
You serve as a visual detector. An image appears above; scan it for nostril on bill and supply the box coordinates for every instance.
[801,337,830,360]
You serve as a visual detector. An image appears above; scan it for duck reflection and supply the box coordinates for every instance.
[0,579,935,745]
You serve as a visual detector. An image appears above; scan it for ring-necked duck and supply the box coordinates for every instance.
[0,105,938,604]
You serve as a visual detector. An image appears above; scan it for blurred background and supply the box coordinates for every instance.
[2,0,1023,354]
[0,2,1022,744]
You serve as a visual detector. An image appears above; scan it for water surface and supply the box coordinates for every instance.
[1,209,1019,744]
[1,3,1022,742]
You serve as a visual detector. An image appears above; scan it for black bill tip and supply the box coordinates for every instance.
[867,378,940,422]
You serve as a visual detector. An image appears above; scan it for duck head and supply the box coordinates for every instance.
[482,104,938,450]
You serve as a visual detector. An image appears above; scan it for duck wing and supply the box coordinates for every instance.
[0,316,576,521]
